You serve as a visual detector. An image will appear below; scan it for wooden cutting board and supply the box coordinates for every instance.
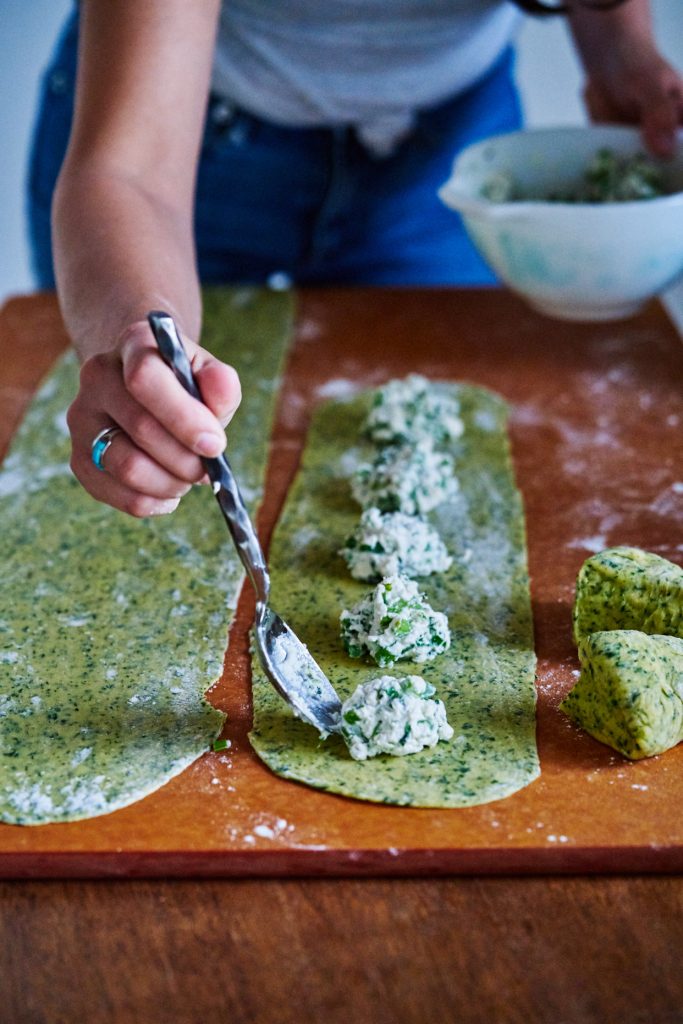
[0,288,681,878]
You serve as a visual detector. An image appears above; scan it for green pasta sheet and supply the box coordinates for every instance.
[0,288,292,824]
[250,385,540,807]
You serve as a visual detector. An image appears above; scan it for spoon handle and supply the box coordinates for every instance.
[147,311,270,606]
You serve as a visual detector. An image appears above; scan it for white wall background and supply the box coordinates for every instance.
[1,0,71,301]
[1,1,682,304]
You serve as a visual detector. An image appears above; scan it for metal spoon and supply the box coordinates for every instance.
[147,312,342,736]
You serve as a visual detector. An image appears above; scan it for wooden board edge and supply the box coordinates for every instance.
[0,844,681,879]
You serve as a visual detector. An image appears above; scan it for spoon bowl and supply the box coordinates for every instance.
[256,605,342,735]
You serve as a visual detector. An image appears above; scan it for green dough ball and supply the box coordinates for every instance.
[573,547,683,644]
[561,630,683,759]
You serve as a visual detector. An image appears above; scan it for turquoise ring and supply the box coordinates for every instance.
[91,426,122,472]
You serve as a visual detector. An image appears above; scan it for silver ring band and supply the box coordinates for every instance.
[91,426,123,472]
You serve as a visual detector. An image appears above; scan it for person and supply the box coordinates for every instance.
[28,0,683,518]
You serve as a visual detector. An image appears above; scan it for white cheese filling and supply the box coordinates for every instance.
[340,674,454,761]
[339,507,452,582]
[340,573,451,667]
[351,438,457,516]
[363,374,464,446]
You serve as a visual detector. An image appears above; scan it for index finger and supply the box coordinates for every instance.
[120,327,229,458]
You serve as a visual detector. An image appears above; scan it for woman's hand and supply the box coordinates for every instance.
[67,320,241,517]
[583,44,683,158]
[569,0,683,158]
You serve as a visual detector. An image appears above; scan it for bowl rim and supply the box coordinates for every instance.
[447,124,683,210]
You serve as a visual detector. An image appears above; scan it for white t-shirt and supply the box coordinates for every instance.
[211,0,521,153]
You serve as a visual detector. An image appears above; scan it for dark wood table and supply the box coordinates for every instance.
[1,291,682,1024]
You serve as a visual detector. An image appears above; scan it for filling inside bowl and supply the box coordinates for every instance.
[482,147,667,204]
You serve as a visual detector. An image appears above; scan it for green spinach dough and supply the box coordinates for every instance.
[561,630,683,759]
[573,547,683,644]
[0,288,291,824]
[250,384,539,808]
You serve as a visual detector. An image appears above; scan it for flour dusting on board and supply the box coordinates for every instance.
[514,342,683,573]
[569,535,608,554]
[316,378,361,400]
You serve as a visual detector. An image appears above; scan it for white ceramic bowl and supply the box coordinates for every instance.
[438,125,683,321]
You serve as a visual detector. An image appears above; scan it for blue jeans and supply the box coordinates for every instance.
[28,10,522,289]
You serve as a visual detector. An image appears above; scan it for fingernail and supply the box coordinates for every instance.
[196,432,225,457]
[150,499,180,516]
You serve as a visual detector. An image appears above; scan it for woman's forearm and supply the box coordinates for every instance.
[53,161,202,360]
[567,0,654,76]
[52,0,221,360]
[47,0,240,519]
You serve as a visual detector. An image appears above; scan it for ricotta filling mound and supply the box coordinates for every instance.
[340,574,451,667]
[341,674,454,761]
[339,507,452,582]
[363,373,464,446]
[351,438,457,516]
